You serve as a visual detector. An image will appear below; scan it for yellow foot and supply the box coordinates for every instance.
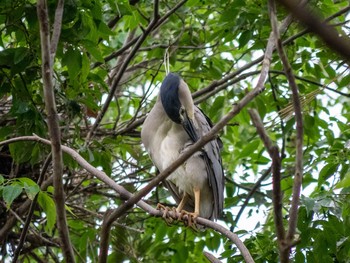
[178,210,199,231]
[156,203,178,225]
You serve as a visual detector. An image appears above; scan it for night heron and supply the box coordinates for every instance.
[141,73,224,222]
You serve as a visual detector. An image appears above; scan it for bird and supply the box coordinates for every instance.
[141,73,224,223]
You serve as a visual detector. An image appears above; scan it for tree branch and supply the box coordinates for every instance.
[269,0,304,261]
[0,134,254,263]
[203,251,222,263]
[277,0,350,61]
[86,0,160,143]
[36,0,75,261]
[50,0,64,64]
[233,166,272,230]
[248,109,285,250]
[12,154,52,262]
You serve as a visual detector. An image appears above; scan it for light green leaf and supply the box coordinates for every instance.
[37,192,56,234]
[24,183,40,200]
[239,140,260,158]
[3,184,22,208]
[336,172,350,189]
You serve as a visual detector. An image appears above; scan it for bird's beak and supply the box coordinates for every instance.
[182,111,199,142]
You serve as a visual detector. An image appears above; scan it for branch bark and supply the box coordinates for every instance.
[36,0,75,261]
[269,0,304,261]
[12,154,52,262]
[0,134,254,263]
[277,0,350,61]
[98,65,264,261]
[248,109,285,249]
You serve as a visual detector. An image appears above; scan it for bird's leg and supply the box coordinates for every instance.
[176,193,189,213]
[179,188,200,229]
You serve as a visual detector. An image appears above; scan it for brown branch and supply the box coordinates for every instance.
[233,166,272,230]
[92,0,188,69]
[86,0,160,143]
[0,174,53,244]
[248,109,285,249]
[50,0,64,63]
[98,54,269,261]
[0,135,254,263]
[12,154,52,262]
[36,0,75,261]
[204,251,222,263]
[269,0,304,261]
[277,0,350,61]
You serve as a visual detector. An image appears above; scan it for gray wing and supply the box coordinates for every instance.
[183,106,224,218]
[195,107,224,218]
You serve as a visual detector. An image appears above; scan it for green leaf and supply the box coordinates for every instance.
[318,163,339,186]
[24,183,40,200]
[239,140,260,158]
[37,192,56,234]
[81,52,90,82]
[62,47,82,80]
[83,40,104,62]
[14,47,29,64]
[336,172,350,189]
[3,184,22,208]
[238,30,251,48]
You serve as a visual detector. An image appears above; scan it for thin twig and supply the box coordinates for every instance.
[12,154,52,262]
[86,0,160,144]
[233,166,272,230]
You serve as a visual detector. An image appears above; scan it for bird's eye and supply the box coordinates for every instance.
[179,107,186,121]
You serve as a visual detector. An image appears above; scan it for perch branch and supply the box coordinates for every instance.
[0,135,254,263]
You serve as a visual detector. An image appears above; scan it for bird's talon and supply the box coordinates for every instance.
[157,203,176,225]
[178,210,198,229]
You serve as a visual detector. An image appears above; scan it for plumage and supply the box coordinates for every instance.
[141,73,224,220]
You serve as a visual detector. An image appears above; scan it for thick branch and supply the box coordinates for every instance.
[0,135,254,263]
[270,0,304,261]
[277,0,350,60]
[98,52,269,261]
[36,0,74,261]
[50,0,64,64]
[248,109,285,246]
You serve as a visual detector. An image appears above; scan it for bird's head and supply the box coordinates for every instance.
[160,73,195,124]
[160,73,198,141]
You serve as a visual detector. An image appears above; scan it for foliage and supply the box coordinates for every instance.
[0,0,350,262]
